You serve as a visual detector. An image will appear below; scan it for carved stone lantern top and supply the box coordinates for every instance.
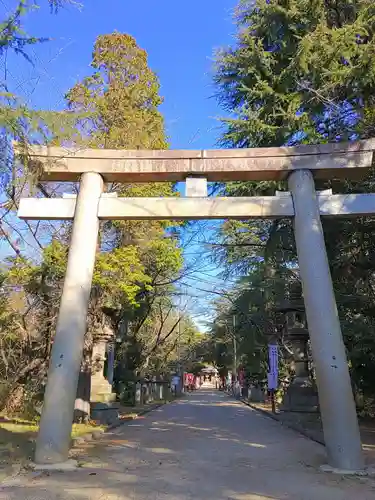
[286,326,309,341]
[92,324,115,343]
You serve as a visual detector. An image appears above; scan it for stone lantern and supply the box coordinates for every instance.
[90,323,116,404]
[276,281,319,412]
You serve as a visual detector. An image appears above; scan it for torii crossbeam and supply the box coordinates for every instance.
[16,140,375,473]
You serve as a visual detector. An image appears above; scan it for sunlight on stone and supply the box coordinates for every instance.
[144,447,176,454]
[80,461,110,469]
[225,491,276,500]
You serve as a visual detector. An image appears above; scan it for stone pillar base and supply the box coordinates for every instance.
[90,401,120,425]
[248,386,265,403]
[280,377,319,412]
[91,337,116,404]
[90,376,116,403]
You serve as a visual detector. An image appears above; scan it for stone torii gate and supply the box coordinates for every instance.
[17,140,375,472]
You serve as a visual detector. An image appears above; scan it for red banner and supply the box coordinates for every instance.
[238,369,245,386]
[184,373,194,386]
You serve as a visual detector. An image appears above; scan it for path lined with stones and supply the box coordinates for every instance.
[2,389,375,499]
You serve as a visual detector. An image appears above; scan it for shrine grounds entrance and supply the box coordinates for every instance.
[17,140,375,473]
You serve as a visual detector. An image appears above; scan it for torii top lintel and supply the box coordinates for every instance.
[16,139,375,183]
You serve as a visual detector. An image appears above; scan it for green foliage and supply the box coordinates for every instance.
[141,238,183,279]
[65,32,181,283]
[0,0,85,236]
[66,32,168,149]
[0,1,80,142]
[64,31,183,304]
[61,32,184,381]
[94,247,152,306]
[4,256,35,285]
[213,0,375,408]
[40,240,67,279]
[0,1,48,64]
[0,1,104,417]
[215,0,375,147]
[204,263,294,382]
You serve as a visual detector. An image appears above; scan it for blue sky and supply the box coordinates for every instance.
[4,0,237,148]
[1,0,239,328]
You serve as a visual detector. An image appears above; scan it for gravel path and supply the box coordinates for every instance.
[2,388,375,499]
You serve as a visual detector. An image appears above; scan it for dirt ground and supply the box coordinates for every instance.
[248,401,375,466]
[1,389,375,499]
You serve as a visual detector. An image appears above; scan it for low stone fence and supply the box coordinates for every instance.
[118,379,172,406]
[224,383,267,403]
[91,380,173,426]
[242,385,267,402]
[137,380,171,405]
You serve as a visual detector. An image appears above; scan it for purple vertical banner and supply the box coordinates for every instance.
[267,372,278,390]
[268,344,278,390]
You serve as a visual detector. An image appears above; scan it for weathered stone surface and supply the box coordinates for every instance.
[19,193,375,221]
[248,386,266,403]
[14,139,375,182]
[281,379,319,413]
[91,330,116,405]
[34,172,104,465]
[90,402,120,426]
[29,459,78,472]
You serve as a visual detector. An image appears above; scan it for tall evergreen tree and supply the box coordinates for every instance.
[65,32,182,301]
[66,32,167,149]
[65,33,183,386]
[214,0,375,408]
[215,0,375,147]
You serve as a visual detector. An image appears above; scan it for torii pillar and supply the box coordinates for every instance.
[17,141,375,472]
[289,170,364,472]
[35,172,103,465]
